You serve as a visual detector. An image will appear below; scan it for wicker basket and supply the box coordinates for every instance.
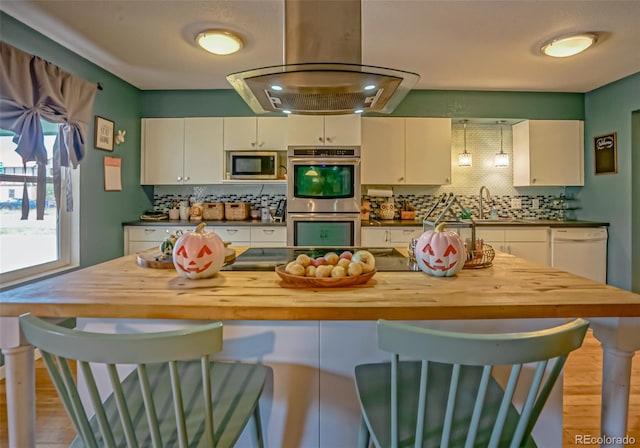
[224,202,250,221]
[202,202,224,220]
[464,244,495,269]
[400,210,416,220]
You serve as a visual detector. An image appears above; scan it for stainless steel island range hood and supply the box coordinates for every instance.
[227,0,420,115]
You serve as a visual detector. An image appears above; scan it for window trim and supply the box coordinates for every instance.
[0,164,80,288]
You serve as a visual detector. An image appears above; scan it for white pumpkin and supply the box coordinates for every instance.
[172,222,225,279]
[414,222,466,277]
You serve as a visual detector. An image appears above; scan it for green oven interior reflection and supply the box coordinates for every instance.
[294,221,354,246]
[293,164,354,198]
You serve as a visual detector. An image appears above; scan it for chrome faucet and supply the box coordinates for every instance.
[479,186,492,220]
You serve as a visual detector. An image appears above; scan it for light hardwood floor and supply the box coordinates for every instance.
[1,330,638,447]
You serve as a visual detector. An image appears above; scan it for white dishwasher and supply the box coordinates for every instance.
[550,227,608,283]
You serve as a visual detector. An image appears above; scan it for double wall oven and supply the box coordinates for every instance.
[286,146,361,246]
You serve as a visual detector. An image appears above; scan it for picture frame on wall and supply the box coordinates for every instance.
[94,116,115,151]
[594,132,617,175]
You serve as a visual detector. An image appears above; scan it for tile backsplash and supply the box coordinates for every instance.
[153,184,287,212]
[363,193,572,221]
[152,123,577,221]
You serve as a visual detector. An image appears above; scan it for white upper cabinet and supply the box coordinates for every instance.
[141,117,223,185]
[224,117,288,151]
[361,117,405,184]
[512,120,584,186]
[361,117,451,185]
[405,118,452,185]
[287,114,361,146]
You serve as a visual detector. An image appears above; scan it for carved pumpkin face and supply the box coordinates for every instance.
[172,223,225,279]
[414,223,466,277]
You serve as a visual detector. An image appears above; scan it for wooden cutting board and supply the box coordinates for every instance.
[136,247,236,269]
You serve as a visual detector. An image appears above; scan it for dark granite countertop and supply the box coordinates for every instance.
[125,219,608,229]
[361,219,609,228]
[123,220,286,227]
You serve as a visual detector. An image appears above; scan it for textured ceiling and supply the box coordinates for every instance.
[1,0,639,93]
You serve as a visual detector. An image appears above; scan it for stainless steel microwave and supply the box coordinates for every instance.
[227,151,279,180]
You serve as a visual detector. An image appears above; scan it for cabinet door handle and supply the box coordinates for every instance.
[318,137,324,143]
[227,229,238,234]
[532,178,537,184]
[385,230,389,242]
[399,176,404,182]
[251,142,256,147]
[258,141,264,147]
[326,137,332,143]
[184,176,190,182]
[177,176,182,181]
[144,229,157,233]
[263,229,275,235]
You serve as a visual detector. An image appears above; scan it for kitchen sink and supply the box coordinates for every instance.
[473,218,527,224]
[472,218,545,225]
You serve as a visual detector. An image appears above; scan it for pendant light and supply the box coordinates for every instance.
[458,120,472,167]
[495,120,509,167]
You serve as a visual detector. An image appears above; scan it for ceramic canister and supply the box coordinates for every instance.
[379,202,395,220]
[179,206,190,221]
[189,203,203,221]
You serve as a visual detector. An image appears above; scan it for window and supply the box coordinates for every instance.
[0,124,79,285]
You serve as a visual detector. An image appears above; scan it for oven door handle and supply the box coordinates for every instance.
[288,213,361,221]
[288,158,360,165]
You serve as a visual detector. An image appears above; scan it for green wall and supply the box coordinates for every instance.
[582,72,640,291]
[0,12,153,268]
[141,89,584,120]
[633,110,640,293]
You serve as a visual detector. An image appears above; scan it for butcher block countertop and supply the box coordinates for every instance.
[1,248,638,321]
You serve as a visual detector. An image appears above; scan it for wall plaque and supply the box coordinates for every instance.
[594,132,617,175]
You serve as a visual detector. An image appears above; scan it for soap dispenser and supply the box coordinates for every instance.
[490,207,499,220]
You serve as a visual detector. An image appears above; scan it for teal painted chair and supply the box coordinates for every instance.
[354,318,589,448]
[19,313,271,448]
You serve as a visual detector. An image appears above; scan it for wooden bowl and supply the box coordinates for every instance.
[275,265,376,287]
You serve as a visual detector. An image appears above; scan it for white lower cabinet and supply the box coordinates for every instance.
[212,226,251,246]
[475,227,549,265]
[124,225,195,255]
[361,226,423,248]
[250,226,287,247]
[124,225,287,254]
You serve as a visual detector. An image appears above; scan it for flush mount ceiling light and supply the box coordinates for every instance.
[495,120,509,167]
[196,30,243,55]
[458,120,472,167]
[541,33,598,58]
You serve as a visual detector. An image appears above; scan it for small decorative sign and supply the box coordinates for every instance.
[94,116,115,151]
[594,132,617,175]
[104,156,122,191]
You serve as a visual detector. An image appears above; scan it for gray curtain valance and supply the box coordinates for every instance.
[0,41,97,219]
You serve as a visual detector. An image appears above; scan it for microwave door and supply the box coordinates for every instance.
[229,152,278,180]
